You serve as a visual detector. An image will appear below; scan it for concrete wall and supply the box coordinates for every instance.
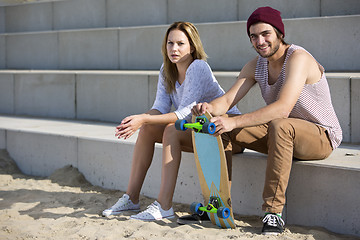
[168,0,239,23]
[285,16,360,72]
[0,71,359,143]
[118,26,166,70]
[327,76,351,143]
[14,73,75,118]
[6,32,58,69]
[2,0,360,33]
[76,73,150,122]
[352,77,360,143]
[6,130,78,176]
[0,8,4,33]
[58,29,118,70]
[0,129,5,149]
[2,15,360,71]
[0,0,64,7]
[287,160,360,236]
[107,0,167,28]
[321,0,360,16]
[4,1,53,32]
[54,0,106,30]
[77,137,204,205]
[0,35,5,68]
[0,73,14,114]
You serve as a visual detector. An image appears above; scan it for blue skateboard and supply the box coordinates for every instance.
[175,112,236,229]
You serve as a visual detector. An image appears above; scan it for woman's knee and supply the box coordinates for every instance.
[161,123,179,143]
[139,124,156,136]
[163,122,175,135]
[138,123,165,143]
[163,123,192,150]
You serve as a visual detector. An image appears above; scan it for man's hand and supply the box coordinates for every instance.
[211,115,236,136]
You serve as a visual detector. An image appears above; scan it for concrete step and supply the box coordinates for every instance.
[0,114,359,237]
[0,70,359,143]
[1,15,359,72]
[1,0,360,33]
[0,0,62,7]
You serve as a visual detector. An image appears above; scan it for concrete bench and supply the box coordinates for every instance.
[0,115,359,236]
[0,70,359,143]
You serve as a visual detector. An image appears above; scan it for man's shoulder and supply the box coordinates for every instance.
[287,47,317,67]
[240,57,258,77]
[244,57,258,70]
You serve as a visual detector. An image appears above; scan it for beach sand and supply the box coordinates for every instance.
[0,150,357,240]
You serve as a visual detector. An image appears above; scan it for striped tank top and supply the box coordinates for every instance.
[255,44,342,149]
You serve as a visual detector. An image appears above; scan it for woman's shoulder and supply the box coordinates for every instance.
[158,63,166,80]
[187,59,212,75]
[190,59,209,68]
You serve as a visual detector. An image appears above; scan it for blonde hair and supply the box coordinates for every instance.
[161,22,208,93]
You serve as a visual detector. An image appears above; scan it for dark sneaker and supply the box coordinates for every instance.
[177,212,210,225]
[261,213,285,235]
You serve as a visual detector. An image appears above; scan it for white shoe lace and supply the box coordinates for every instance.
[112,197,129,209]
[130,202,160,220]
[131,201,174,220]
[108,194,138,211]
[145,202,159,214]
[262,214,285,227]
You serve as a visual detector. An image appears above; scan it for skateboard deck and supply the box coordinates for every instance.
[175,112,236,229]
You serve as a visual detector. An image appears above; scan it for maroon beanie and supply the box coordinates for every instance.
[247,6,285,37]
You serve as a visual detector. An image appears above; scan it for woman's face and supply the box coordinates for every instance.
[166,29,193,65]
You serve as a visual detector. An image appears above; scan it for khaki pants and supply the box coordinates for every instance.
[222,118,333,213]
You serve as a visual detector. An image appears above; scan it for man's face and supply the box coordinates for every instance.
[249,22,282,58]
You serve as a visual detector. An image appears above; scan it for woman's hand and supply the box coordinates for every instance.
[115,114,146,140]
[191,102,213,116]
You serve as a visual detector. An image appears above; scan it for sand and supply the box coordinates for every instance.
[0,150,357,240]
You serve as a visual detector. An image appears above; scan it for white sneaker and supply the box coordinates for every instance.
[102,194,140,217]
[130,201,175,221]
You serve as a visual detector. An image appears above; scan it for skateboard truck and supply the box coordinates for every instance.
[175,115,216,134]
[190,197,230,219]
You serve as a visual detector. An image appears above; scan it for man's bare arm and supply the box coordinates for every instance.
[192,58,257,116]
[211,50,313,135]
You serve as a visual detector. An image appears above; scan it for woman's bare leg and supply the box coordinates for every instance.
[157,124,193,210]
[126,123,166,204]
